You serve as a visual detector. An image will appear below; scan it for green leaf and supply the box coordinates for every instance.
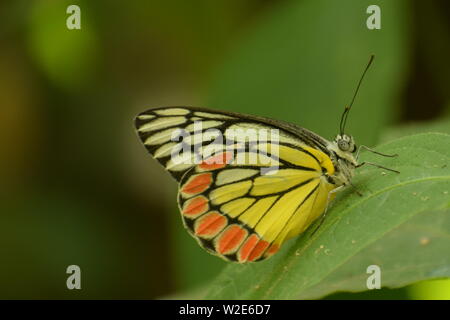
[205,133,450,299]
[299,209,450,299]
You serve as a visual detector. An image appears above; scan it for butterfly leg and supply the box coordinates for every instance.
[356,145,398,161]
[356,161,400,174]
[349,181,363,197]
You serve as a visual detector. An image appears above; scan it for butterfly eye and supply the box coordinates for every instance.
[338,139,350,151]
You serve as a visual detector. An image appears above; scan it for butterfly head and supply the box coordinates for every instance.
[327,134,358,187]
[330,134,357,166]
[335,134,356,153]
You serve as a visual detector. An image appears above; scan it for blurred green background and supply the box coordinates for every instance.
[0,0,449,299]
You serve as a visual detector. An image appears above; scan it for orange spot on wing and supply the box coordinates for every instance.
[199,152,233,170]
[248,239,269,262]
[265,244,280,258]
[238,234,270,262]
[216,225,248,255]
[182,196,208,217]
[238,234,259,262]
[194,212,227,238]
[181,173,212,195]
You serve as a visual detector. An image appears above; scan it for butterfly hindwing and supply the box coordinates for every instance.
[177,148,336,262]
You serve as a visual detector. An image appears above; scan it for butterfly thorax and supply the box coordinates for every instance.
[326,134,358,187]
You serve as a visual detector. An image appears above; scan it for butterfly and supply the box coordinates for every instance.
[134,55,398,263]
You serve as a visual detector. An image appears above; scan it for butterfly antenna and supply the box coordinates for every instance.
[339,54,375,135]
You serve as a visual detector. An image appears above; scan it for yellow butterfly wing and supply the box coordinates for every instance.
[135,106,338,262]
[178,145,336,262]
